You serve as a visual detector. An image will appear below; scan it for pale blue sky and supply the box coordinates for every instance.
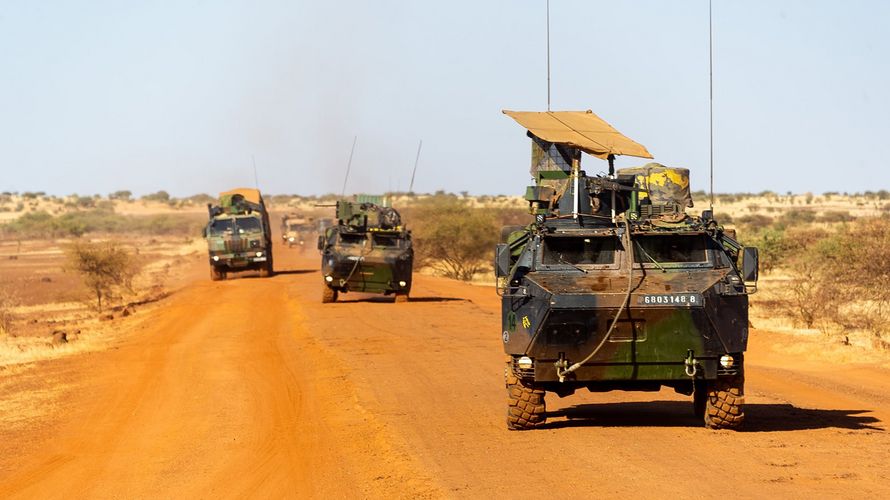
[1,1,888,197]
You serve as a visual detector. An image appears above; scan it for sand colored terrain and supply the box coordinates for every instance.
[0,240,888,498]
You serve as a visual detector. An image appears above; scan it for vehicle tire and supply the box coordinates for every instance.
[322,286,338,303]
[210,267,226,281]
[394,293,409,303]
[704,375,745,430]
[693,379,707,419]
[506,365,546,430]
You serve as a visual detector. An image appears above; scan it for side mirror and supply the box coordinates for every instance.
[495,243,511,278]
[741,247,759,284]
[317,235,325,251]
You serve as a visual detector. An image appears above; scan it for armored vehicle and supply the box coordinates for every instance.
[318,195,413,303]
[205,188,274,280]
[496,110,759,430]
[280,213,314,248]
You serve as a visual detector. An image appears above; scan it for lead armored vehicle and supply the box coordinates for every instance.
[496,110,759,430]
[318,195,413,303]
[205,188,273,280]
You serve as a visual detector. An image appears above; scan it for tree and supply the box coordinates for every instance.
[410,196,499,281]
[109,190,132,201]
[67,241,137,312]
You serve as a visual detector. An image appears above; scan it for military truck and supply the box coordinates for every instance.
[205,188,274,280]
[496,110,759,430]
[280,213,314,248]
[318,195,413,303]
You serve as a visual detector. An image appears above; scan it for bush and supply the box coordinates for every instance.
[67,241,137,311]
[109,190,132,201]
[783,218,890,347]
[817,211,854,223]
[735,213,773,229]
[408,196,500,281]
[0,290,18,338]
[0,209,203,239]
[142,190,171,202]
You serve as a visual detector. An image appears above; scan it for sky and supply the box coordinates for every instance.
[1,0,889,197]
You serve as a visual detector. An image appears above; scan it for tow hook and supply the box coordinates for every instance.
[684,349,699,377]
[555,353,569,383]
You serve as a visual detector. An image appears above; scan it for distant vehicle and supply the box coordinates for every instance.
[318,195,413,303]
[204,188,273,280]
[280,213,314,248]
[497,110,758,430]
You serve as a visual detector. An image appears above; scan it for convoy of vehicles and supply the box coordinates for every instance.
[201,110,758,432]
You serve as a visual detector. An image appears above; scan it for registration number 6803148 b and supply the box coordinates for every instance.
[638,293,703,306]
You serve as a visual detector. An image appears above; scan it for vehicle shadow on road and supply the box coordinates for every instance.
[334,296,465,304]
[545,401,883,432]
[272,269,316,275]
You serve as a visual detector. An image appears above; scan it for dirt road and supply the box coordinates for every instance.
[1,246,889,498]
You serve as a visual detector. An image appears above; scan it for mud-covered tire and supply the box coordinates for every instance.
[322,286,338,303]
[394,294,409,303]
[506,367,546,430]
[704,376,745,430]
[210,267,226,281]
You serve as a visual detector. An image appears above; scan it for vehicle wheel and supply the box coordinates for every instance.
[210,267,226,281]
[693,379,707,418]
[322,286,338,303]
[704,375,745,430]
[394,293,409,303]
[506,365,546,430]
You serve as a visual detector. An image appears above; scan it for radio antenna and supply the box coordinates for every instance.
[341,135,357,197]
[708,0,715,211]
[252,154,260,189]
[408,139,423,193]
[546,0,551,111]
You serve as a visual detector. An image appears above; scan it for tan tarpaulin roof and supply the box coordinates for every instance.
[502,110,653,160]
[219,188,262,205]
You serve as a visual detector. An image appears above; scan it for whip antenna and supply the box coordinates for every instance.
[341,136,357,197]
[409,139,423,193]
[546,0,551,111]
[709,0,714,211]
[252,154,260,189]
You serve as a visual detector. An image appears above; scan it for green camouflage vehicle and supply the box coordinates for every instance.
[496,111,759,430]
[318,195,413,303]
[205,188,274,281]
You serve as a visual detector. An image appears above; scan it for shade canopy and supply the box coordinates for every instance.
[220,187,263,205]
[503,110,653,160]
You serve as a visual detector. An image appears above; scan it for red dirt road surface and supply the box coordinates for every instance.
[1,246,889,498]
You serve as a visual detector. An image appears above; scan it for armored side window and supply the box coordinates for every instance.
[633,234,709,265]
[372,235,402,248]
[542,236,619,265]
[339,233,367,245]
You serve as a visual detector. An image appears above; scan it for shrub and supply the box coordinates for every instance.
[67,241,137,311]
[0,289,18,338]
[735,213,773,229]
[817,211,854,223]
[109,190,132,201]
[408,196,500,281]
[142,190,171,202]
